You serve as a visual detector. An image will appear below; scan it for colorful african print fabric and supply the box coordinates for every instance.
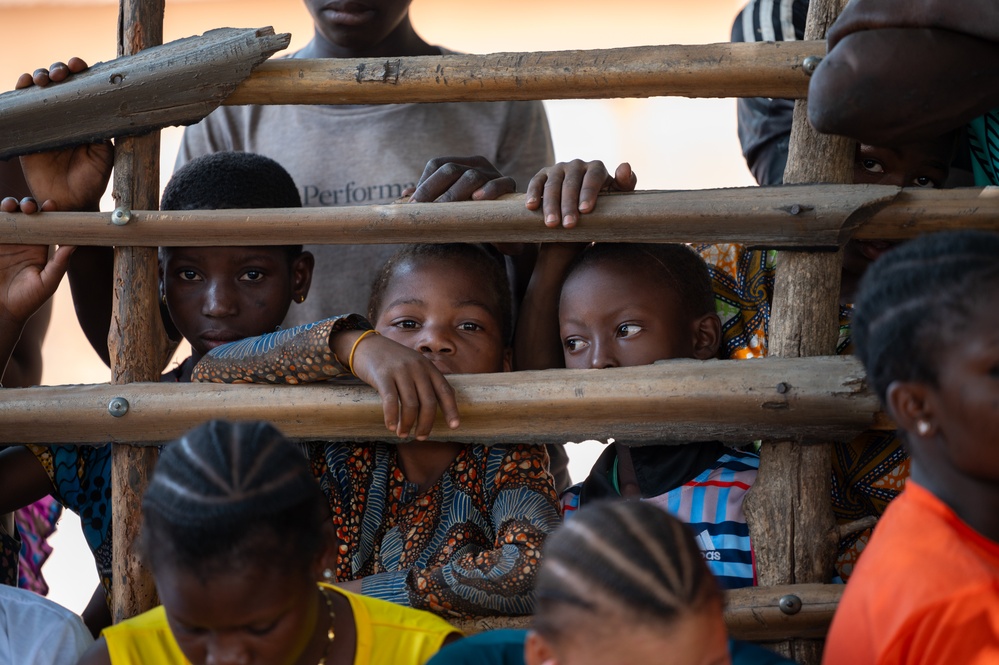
[968,109,999,187]
[695,243,908,580]
[27,443,113,599]
[310,442,561,619]
[15,497,62,594]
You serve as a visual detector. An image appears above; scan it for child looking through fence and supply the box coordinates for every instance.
[198,243,563,619]
[0,148,458,633]
[513,164,759,588]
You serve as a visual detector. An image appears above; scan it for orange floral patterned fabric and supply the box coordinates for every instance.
[310,443,561,619]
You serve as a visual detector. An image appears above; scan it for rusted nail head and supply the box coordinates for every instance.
[779,594,802,615]
[108,396,130,417]
[802,56,822,76]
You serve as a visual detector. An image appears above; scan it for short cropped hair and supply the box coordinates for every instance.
[367,243,513,345]
[562,243,716,322]
[161,151,303,257]
[533,500,721,641]
[140,420,327,577]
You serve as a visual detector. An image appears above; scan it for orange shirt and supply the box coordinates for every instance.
[823,482,999,665]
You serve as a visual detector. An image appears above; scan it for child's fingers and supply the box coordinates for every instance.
[525,170,548,210]
[42,245,76,291]
[47,62,71,83]
[0,197,19,213]
[612,162,637,192]
[14,73,33,90]
[67,57,88,74]
[17,197,39,215]
[575,162,611,216]
[433,374,460,430]
[393,379,423,440]
[541,168,566,228]
[471,176,516,201]
[31,68,52,87]
[377,380,401,436]
[410,375,441,440]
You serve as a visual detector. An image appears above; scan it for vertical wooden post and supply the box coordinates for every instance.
[742,0,852,662]
[110,0,166,623]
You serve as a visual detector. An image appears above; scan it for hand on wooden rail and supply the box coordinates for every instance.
[526,159,636,229]
[406,155,516,203]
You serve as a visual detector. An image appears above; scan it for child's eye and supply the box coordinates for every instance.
[616,324,643,338]
[178,270,201,281]
[912,176,936,188]
[246,620,279,637]
[564,338,589,352]
[458,322,482,332]
[393,319,420,330]
[860,159,884,174]
[239,270,265,282]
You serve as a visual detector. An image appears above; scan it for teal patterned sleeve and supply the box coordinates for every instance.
[193,314,371,384]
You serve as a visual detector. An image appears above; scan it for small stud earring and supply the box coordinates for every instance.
[296,294,306,303]
[322,568,334,582]
[916,420,932,436]
[160,291,167,306]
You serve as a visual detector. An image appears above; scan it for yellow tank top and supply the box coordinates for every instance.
[103,584,459,664]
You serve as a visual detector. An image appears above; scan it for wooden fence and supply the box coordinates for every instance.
[1,0,993,661]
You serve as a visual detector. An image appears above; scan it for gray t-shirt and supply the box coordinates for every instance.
[176,52,554,325]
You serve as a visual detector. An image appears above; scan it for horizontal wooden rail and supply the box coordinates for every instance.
[0,356,884,445]
[2,186,997,248]
[451,583,842,641]
[225,41,825,106]
[0,28,289,161]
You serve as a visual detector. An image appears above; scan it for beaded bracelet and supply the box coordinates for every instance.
[348,329,380,375]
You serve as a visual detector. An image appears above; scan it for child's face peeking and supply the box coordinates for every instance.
[161,246,312,360]
[155,559,323,665]
[372,258,510,375]
[558,262,700,369]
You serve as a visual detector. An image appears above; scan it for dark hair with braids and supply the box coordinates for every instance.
[532,500,721,641]
[852,230,999,403]
[140,420,328,577]
[161,151,304,258]
[562,243,716,321]
[367,243,514,345]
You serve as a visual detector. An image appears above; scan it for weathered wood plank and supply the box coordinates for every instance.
[109,0,167,623]
[742,0,851,661]
[0,357,881,445]
[0,28,290,161]
[449,583,842,641]
[226,41,824,105]
[3,186,997,247]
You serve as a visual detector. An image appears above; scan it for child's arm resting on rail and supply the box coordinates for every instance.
[194,316,459,440]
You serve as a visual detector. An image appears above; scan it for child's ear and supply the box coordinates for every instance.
[886,380,937,439]
[502,347,513,372]
[690,312,722,360]
[291,251,315,302]
[525,630,559,665]
[310,519,340,582]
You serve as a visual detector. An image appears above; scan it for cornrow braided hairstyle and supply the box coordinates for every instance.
[160,151,304,259]
[140,420,327,577]
[367,243,514,345]
[533,500,721,642]
[562,243,716,321]
[852,230,999,403]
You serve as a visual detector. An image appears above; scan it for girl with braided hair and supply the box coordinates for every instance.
[77,420,459,665]
[824,230,999,664]
[427,501,791,665]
